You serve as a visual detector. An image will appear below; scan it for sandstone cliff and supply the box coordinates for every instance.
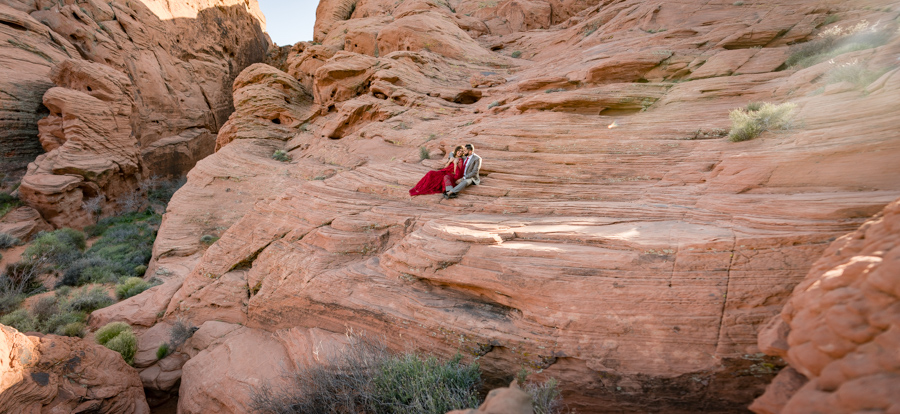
[1,0,269,227]
[6,0,900,412]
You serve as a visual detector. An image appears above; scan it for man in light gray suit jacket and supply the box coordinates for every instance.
[444,143,481,199]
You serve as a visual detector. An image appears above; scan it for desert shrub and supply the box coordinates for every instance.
[0,291,24,316]
[148,176,186,209]
[250,333,481,414]
[272,150,292,162]
[57,256,117,287]
[65,286,114,313]
[0,232,21,249]
[487,101,500,109]
[168,319,198,349]
[2,261,45,296]
[199,234,218,245]
[728,102,797,142]
[96,322,137,365]
[419,147,431,160]
[525,378,563,414]
[81,196,104,216]
[511,50,522,58]
[23,228,85,267]
[30,295,59,321]
[370,353,481,413]
[824,60,888,88]
[42,310,86,335]
[0,192,21,218]
[84,221,155,279]
[0,308,37,332]
[116,277,150,300]
[157,342,171,360]
[58,322,85,337]
[785,20,891,68]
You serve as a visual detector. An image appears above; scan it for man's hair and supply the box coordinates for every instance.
[465,144,474,151]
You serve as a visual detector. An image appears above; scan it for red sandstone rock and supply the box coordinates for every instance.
[0,206,52,241]
[447,384,534,414]
[2,0,270,226]
[752,200,900,414]
[0,325,149,413]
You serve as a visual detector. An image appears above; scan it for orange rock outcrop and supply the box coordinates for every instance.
[3,0,900,412]
[1,0,269,225]
[751,199,900,414]
[0,325,149,413]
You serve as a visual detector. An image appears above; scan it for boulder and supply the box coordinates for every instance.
[0,325,149,414]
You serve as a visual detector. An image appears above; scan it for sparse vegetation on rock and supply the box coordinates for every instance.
[272,150,292,162]
[785,20,891,68]
[250,334,481,414]
[96,321,138,365]
[728,102,797,142]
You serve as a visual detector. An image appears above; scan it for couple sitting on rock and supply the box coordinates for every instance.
[409,143,481,199]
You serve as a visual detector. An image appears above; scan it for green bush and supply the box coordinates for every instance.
[0,232,21,249]
[419,147,431,160]
[168,319,197,349]
[148,177,186,209]
[511,50,522,58]
[199,234,218,245]
[116,277,151,300]
[728,102,797,142]
[250,334,481,414]
[57,218,156,287]
[95,321,137,364]
[23,228,85,267]
[371,353,481,413]
[272,150,292,162]
[66,286,115,313]
[0,308,37,332]
[156,342,170,360]
[58,322,85,337]
[0,192,21,219]
[2,261,44,296]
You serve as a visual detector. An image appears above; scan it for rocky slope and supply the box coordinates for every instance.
[4,0,900,412]
[0,0,269,227]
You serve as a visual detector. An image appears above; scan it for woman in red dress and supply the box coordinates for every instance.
[409,146,465,196]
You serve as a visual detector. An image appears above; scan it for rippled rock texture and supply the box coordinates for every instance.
[1,0,269,223]
[25,0,900,412]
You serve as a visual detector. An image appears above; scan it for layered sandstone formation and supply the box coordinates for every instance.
[20,0,900,412]
[0,325,149,413]
[751,199,900,414]
[1,0,269,226]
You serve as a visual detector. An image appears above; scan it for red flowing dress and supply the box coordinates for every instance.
[409,159,464,196]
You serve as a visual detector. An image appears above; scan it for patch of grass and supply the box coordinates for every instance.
[115,277,151,300]
[95,321,137,365]
[272,150,292,162]
[728,102,798,142]
[0,309,37,332]
[0,232,21,249]
[419,147,431,160]
[0,192,21,219]
[250,333,482,414]
[157,342,171,359]
[785,21,891,68]
[511,51,522,58]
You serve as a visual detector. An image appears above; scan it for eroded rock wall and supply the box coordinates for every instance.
[87,0,900,412]
[1,0,269,224]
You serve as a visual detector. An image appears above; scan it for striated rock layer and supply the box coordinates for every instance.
[87,0,900,412]
[0,325,149,414]
[1,0,269,226]
[751,199,900,414]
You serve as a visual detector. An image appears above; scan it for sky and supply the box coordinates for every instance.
[257,1,318,46]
